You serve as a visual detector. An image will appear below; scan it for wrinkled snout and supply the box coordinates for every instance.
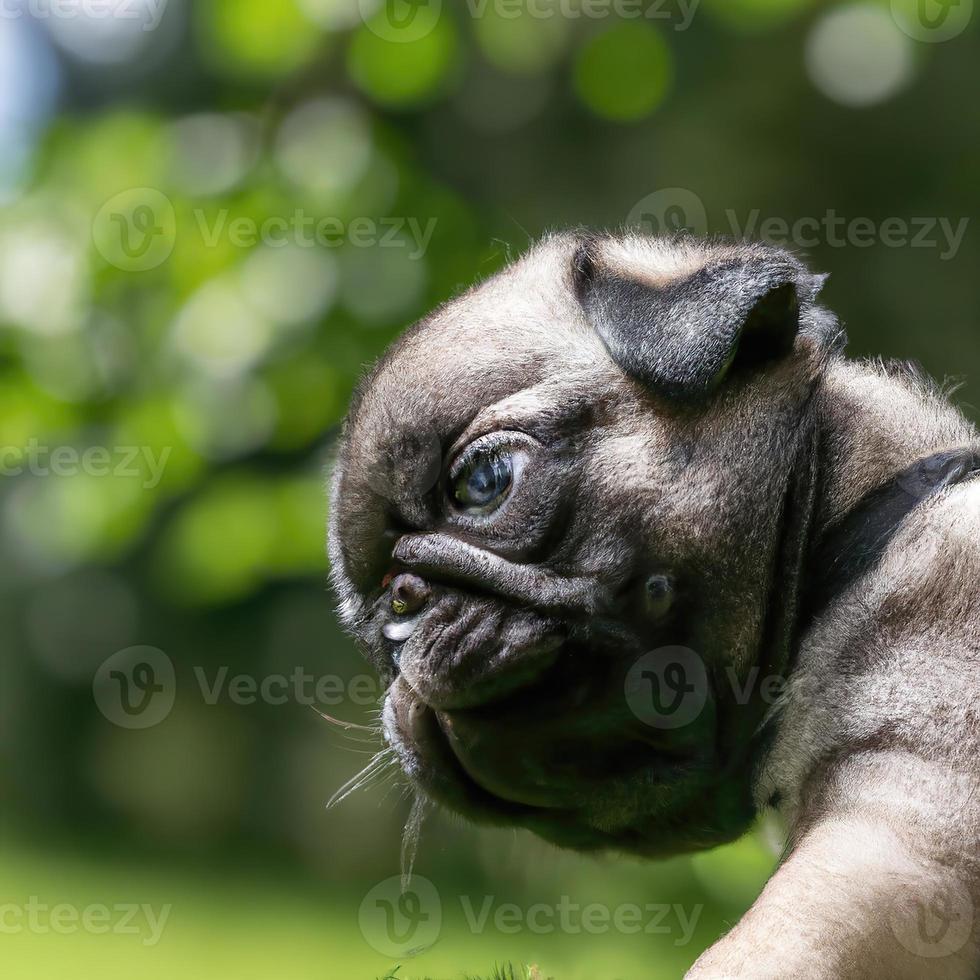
[379,561,564,712]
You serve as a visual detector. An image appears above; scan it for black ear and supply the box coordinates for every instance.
[573,236,832,398]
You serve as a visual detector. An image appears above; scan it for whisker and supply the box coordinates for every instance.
[400,793,428,888]
[326,749,398,811]
[310,705,379,735]
[337,744,388,756]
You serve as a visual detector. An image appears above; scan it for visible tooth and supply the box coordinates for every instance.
[383,616,422,642]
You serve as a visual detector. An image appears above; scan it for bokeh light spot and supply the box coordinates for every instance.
[573,23,673,122]
[0,17,60,200]
[268,476,329,574]
[473,0,570,76]
[156,475,277,604]
[0,220,88,335]
[4,467,152,566]
[348,15,458,107]
[170,113,260,197]
[239,244,339,326]
[44,0,170,65]
[174,377,278,462]
[274,98,373,198]
[806,3,915,108]
[297,0,366,29]
[172,276,274,378]
[112,396,203,494]
[198,0,322,78]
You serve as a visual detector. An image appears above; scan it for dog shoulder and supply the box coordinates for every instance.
[758,479,980,824]
[870,479,980,643]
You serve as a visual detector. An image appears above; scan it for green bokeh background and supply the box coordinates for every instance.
[1,1,977,977]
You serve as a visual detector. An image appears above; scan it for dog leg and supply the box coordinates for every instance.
[688,768,980,979]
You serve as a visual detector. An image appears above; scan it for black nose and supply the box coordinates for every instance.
[389,573,431,616]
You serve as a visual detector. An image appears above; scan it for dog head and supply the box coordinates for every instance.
[328,231,841,856]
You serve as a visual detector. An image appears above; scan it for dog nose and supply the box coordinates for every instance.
[389,572,430,616]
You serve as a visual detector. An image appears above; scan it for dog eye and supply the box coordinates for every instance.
[449,449,514,512]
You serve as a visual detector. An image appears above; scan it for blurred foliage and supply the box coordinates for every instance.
[0,0,978,977]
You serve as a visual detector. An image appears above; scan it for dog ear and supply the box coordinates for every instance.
[573,235,834,399]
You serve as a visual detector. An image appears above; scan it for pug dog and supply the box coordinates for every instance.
[327,231,980,979]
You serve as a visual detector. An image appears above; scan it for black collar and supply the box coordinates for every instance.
[804,447,980,626]
[751,444,980,809]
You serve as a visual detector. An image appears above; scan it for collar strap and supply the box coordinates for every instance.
[805,447,980,623]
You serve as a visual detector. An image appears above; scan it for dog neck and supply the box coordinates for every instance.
[810,358,978,541]
[796,358,979,625]
[747,358,979,809]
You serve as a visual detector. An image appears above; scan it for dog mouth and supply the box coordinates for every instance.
[381,631,706,834]
[361,546,723,850]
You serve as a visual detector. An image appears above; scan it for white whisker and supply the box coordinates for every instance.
[311,705,379,735]
[400,793,429,888]
[326,749,397,811]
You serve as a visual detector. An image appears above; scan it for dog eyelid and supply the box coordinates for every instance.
[446,430,536,481]
[445,412,547,462]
